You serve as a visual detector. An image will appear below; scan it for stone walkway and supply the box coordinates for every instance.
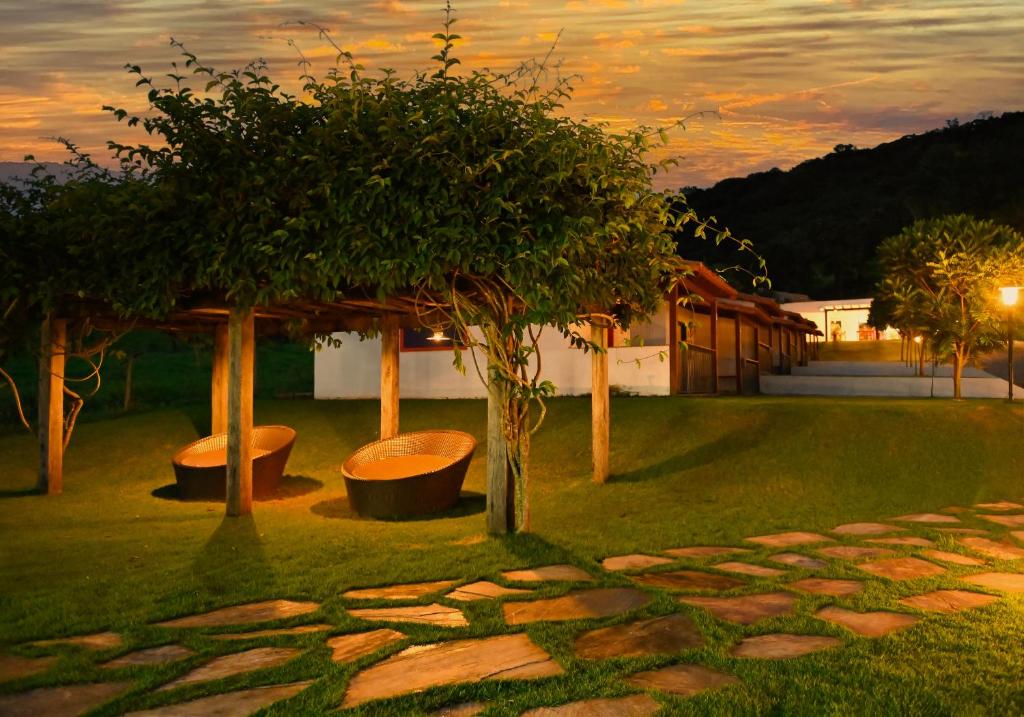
[3,499,1023,714]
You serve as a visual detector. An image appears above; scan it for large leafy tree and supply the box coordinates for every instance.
[871,215,1024,398]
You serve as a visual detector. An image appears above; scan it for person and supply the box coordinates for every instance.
[830,320,844,343]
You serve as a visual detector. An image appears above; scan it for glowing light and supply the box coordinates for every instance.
[913,335,923,344]
[999,286,1019,307]
[427,330,450,343]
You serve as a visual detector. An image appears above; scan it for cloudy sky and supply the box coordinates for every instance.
[1,0,1021,187]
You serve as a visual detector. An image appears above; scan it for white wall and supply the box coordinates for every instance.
[314,327,671,399]
[781,299,898,342]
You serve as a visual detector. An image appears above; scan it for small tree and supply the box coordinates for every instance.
[872,215,1024,398]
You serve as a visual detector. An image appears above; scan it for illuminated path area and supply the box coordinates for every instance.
[2,502,1023,715]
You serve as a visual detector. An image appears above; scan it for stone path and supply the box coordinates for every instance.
[786,578,864,596]
[341,633,563,708]
[857,557,945,581]
[815,606,917,637]
[866,537,935,547]
[31,631,123,651]
[523,694,660,716]
[818,546,895,560]
[124,681,311,717]
[0,681,131,717]
[958,537,1024,560]
[975,501,1024,511]
[961,572,1024,592]
[348,603,468,627]
[632,570,745,591]
[832,522,904,535]
[103,645,195,669]
[156,600,319,629]
[626,664,739,696]
[679,592,795,625]
[919,550,984,567]
[891,513,960,524]
[342,580,456,600]
[732,634,841,659]
[769,553,826,569]
[978,514,1024,527]
[504,588,650,625]
[501,565,594,582]
[663,546,750,558]
[899,590,999,613]
[714,561,787,578]
[211,624,333,640]
[601,554,673,571]
[446,581,532,602]
[157,647,299,691]
[0,654,56,682]
[574,614,704,659]
[327,629,405,662]
[746,531,834,548]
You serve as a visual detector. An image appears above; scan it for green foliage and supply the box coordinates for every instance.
[871,214,1024,396]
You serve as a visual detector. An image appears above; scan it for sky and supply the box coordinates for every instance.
[1,0,1021,188]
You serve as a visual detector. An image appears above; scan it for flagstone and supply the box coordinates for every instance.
[342,580,457,601]
[433,702,487,717]
[573,614,704,659]
[0,654,56,682]
[156,600,319,629]
[31,631,123,651]
[961,572,1024,592]
[626,663,739,697]
[866,537,936,548]
[975,501,1024,511]
[679,592,796,625]
[920,550,985,567]
[818,546,895,560]
[857,557,946,581]
[769,553,827,569]
[732,633,842,659]
[900,589,999,613]
[713,561,787,578]
[601,554,674,572]
[504,588,651,625]
[891,513,960,524]
[523,694,660,716]
[341,633,563,708]
[746,531,835,548]
[663,546,752,559]
[959,537,1024,560]
[328,629,405,662]
[937,528,989,536]
[349,603,468,627]
[211,624,334,640]
[978,514,1024,528]
[831,522,904,536]
[0,681,131,717]
[1013,531,1024,543]
[501,565,594,583]
[102,645,195,669]
[632,570,745,592]
[786,578,864,596]
[157,647,300,691]
[446,581,532,602]
[124,681,311,717]
[814,606,918,637]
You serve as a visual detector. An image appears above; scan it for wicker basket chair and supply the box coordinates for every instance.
[342,430,477,519]
[171,425,296,501]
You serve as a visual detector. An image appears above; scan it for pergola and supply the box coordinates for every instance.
[36,292,614,532]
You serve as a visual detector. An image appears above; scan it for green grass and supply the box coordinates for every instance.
[1,396,1024,715]
[816,340,904,362]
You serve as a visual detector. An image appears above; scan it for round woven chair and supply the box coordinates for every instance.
[172,425,296,501]
[342,430,477,519]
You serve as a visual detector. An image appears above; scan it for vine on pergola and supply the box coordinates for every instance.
[2,4,759,527]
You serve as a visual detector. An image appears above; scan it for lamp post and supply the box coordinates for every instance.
[1000,286,1019,401]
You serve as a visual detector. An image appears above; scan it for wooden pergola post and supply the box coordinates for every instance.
[735,314,743,395]
[710,300,720,394]
[380,316,400,440]
[486,363,511,534]
[591,320,609,484]
[667,289,679,394]
[37,316,66,495]
[211,322,229,434]
[225,308,254,517]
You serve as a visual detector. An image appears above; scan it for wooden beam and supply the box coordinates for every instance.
[379,317,400,440]
[486,365,511,534]
[37,317,66,495]
[667,289,679,394]
[735,313,743,395]
[710,300,720,394]
[591,321,610,485]
[226,308,254,517]
[211,322,229,434]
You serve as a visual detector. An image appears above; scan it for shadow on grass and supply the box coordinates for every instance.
[151,475,323,502]
[192,515,275,592]
[608,421,769,483]
[0,486,40,499]
[310,491,486,521]
[496,531,586,568]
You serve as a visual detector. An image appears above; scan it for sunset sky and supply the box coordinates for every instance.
[2,0,1021,188]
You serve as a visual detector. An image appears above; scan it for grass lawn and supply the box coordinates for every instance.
[1,395,1024,715]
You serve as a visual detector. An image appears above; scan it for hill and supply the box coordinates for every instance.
[681,112,1024,298]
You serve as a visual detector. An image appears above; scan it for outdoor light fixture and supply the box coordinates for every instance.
[427,329,451,343]
[913,335,923,344]
[999,286,1019,401]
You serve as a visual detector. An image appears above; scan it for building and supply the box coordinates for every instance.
[314,262,819,400]
[779,298,898,343]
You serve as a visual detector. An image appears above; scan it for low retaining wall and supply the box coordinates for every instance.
[761,374,1020,399]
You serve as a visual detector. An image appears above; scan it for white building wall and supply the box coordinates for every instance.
[780,298,898,342]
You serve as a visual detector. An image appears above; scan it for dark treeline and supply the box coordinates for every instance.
[678,112,1024,299]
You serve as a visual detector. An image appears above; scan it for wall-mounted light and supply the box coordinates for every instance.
[427,329,451,343]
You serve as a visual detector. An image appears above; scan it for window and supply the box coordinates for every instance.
[400,327,464,352]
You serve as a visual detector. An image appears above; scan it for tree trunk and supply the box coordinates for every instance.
[952,351,963,400]
[486,371,511,534]
[37,316,66,495]
[917,342,925,378]
[591,322,609,484]
[123,355,134,411]
[506,405,531,533]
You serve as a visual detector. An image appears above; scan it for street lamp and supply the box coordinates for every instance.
[1000,286,1019,401]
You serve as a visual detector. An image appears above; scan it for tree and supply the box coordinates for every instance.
[872,215,1024,398]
